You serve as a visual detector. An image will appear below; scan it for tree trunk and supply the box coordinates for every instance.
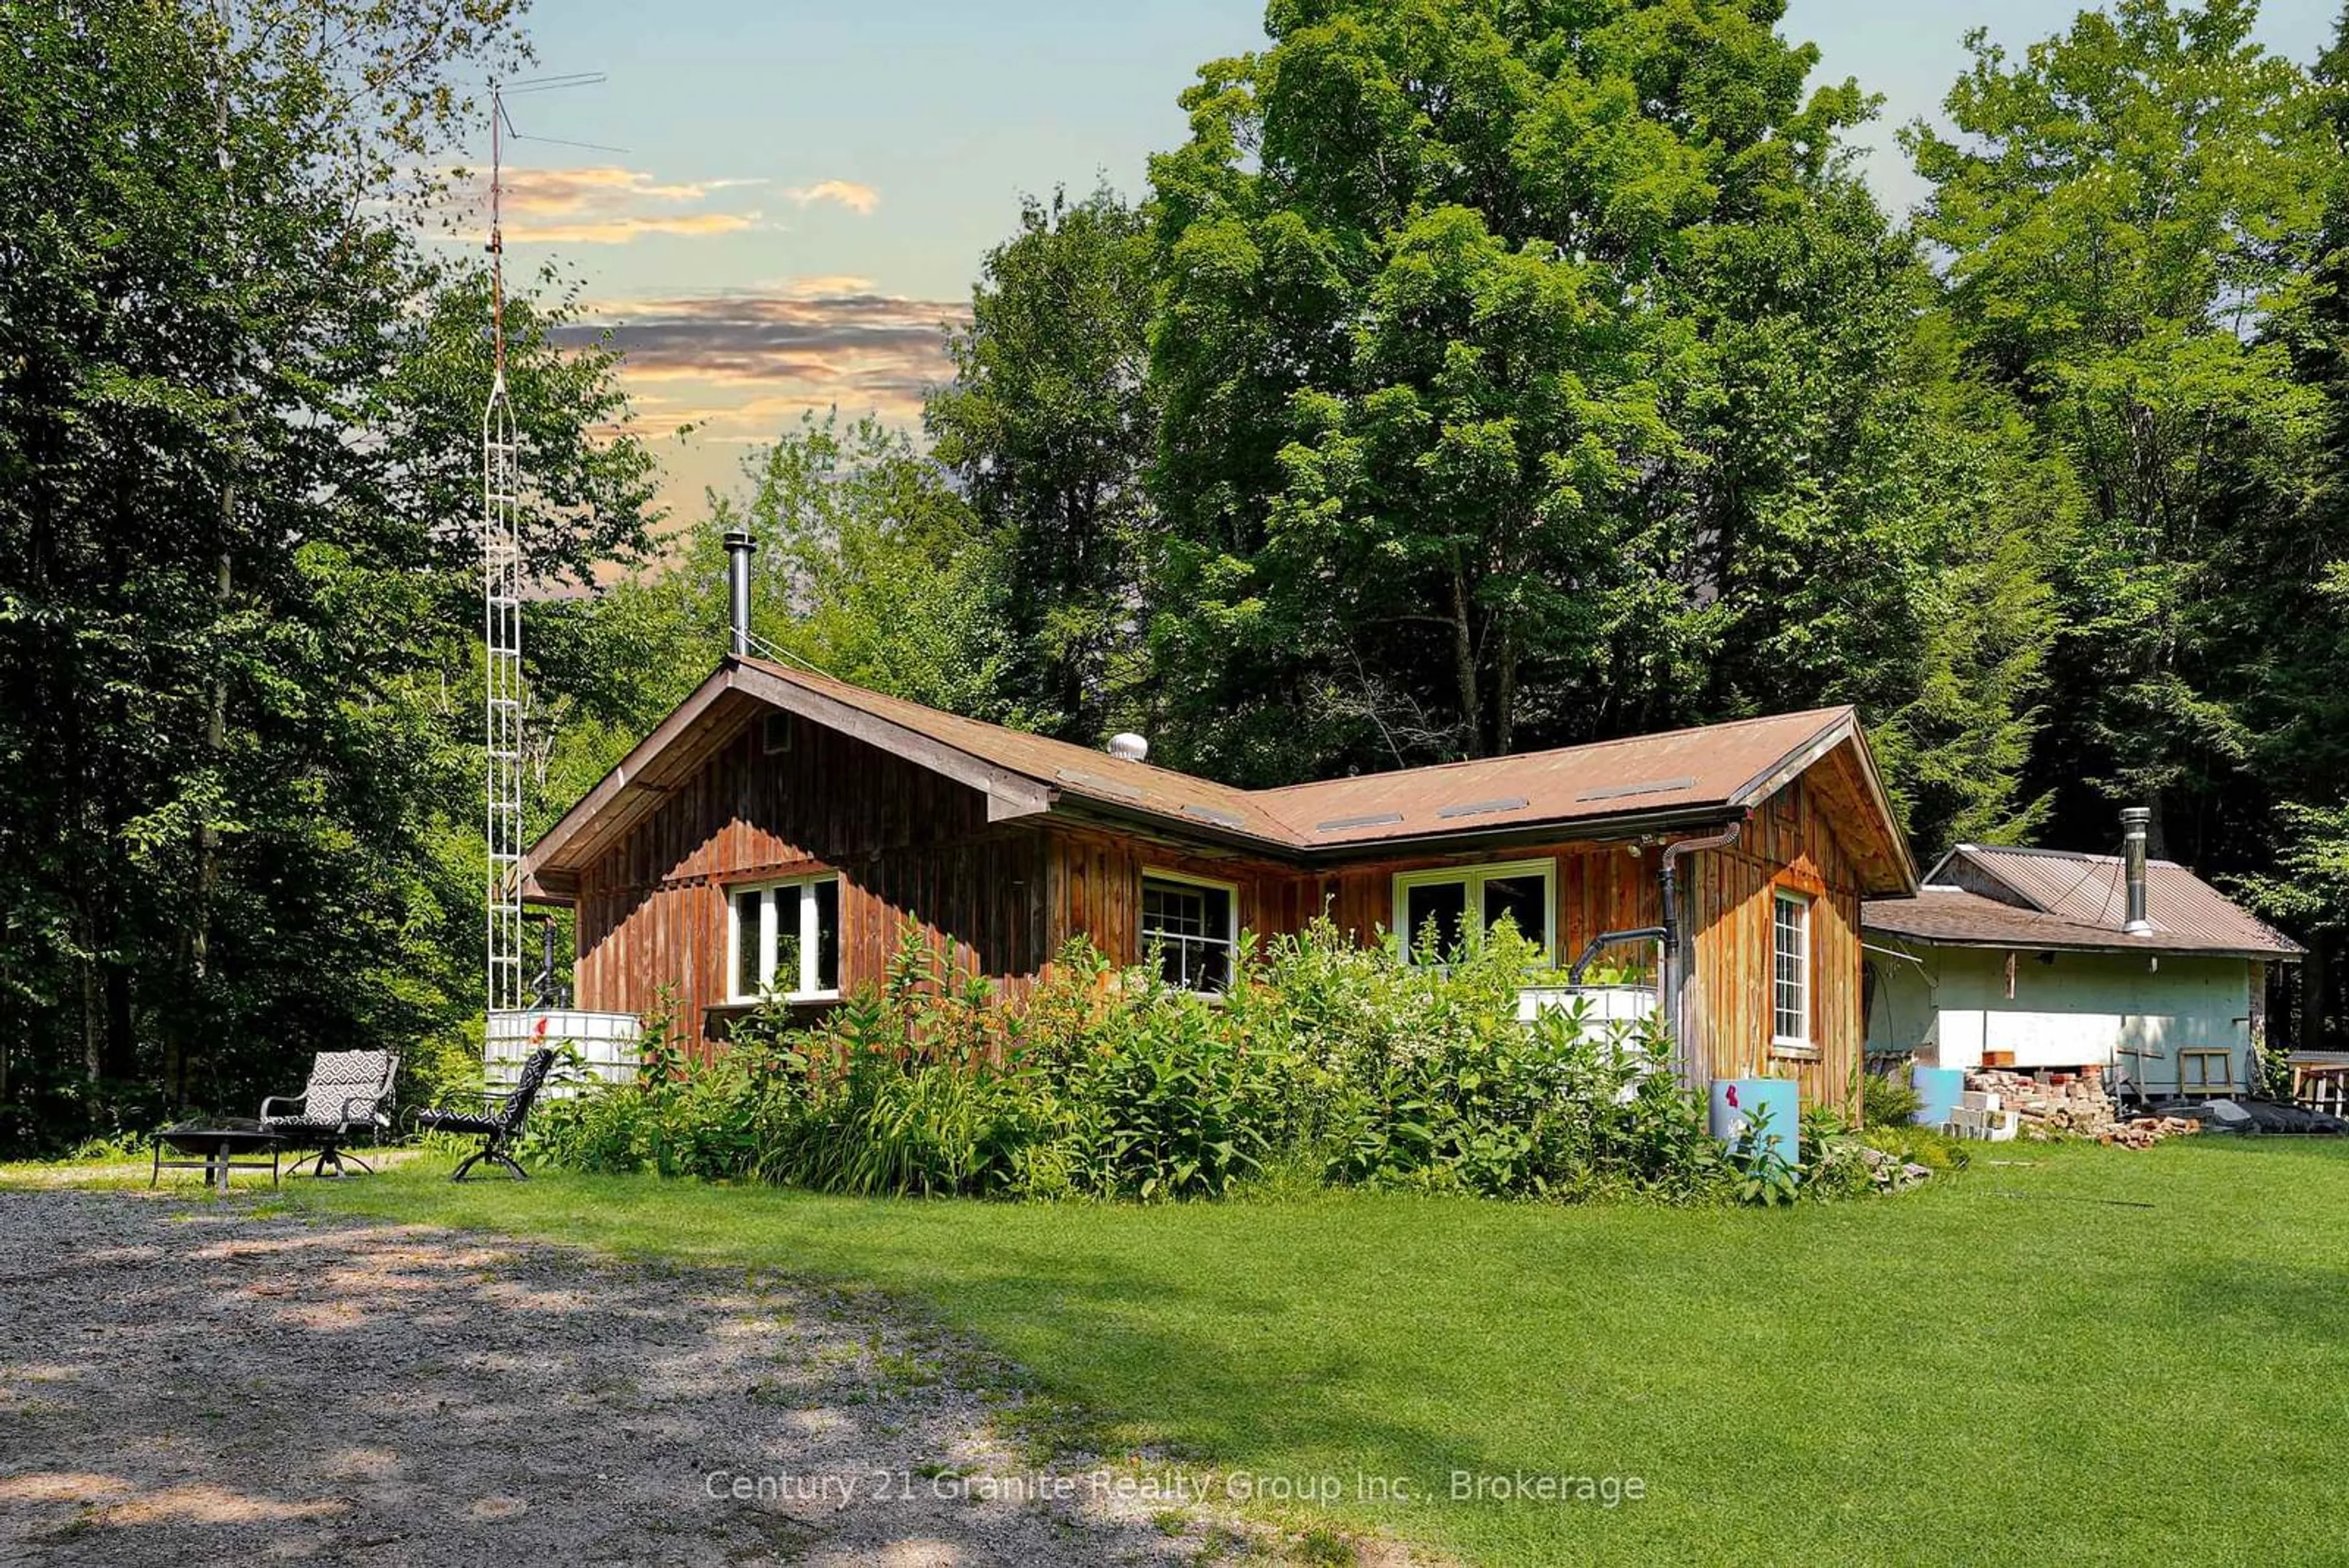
[103,956,136,1085]
[1491,622,1518,757]
[1449,563,1481,757]
[80,940,102,1088]
[2302,933,2331,1055]
[173,534,231,1112]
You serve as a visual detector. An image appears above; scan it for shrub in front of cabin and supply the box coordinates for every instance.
[524,920,1796,1206]
[721,936,1049,1196]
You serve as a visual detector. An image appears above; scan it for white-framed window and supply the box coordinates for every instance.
[1391,858,1555,966]
[727,873,842,1002]
[1772,888,1811,1048]
[1140,869,1238,993]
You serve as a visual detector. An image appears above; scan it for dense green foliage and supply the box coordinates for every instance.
[1860,1061,1927,1128]
[527,922,1892,1205]
[0,1,658,1151]
[927,188,1159,743]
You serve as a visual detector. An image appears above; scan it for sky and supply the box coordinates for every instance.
[482,1,2342,523]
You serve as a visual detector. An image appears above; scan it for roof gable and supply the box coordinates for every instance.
[740,661,1297,847]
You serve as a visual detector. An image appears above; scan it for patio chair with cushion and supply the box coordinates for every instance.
[413,1047,557,1182]
[259,1049,399,1177]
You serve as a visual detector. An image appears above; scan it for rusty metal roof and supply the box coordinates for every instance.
[1864,846,2301,959]
[1258,708,1865,846]
[525,657,1917,891]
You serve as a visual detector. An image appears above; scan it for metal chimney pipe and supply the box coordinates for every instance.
[723,529,754,658]
[2120,806,2153,935]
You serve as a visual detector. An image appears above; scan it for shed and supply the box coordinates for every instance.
[1863,829,2302,1099]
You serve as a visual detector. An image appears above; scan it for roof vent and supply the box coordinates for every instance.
[1316,811,1404,833]
[1436,796,1530,820]
[1107,732,1148,762]
[1575,775,1696,803]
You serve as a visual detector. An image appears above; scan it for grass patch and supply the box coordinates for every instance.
[274,1139,2348,1566]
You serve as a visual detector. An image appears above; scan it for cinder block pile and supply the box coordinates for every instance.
[1942,1086,2021,1142]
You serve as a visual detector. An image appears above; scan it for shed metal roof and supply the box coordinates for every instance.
[1863,844,2301,960]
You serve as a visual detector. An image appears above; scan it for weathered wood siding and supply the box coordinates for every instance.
[1040,825,1310,967]
[1682,773,1866,1117]
[1309,844,1662,972]
[573,713,1049,1055]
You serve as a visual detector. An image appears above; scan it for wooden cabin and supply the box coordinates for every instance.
[521,657,1916,1117]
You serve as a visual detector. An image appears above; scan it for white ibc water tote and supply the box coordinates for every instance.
[486,1009,643,1098]
[1515,983,1658,1029]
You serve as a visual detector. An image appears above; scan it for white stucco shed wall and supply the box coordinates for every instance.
[1866,945,2257,1090]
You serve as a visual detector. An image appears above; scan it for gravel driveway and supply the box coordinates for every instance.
[0,1189,1214,1567]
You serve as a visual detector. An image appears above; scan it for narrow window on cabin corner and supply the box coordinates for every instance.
[1140,872,1236,993]
[728,874,842,1003]
[1772,889,1812,1048]
[1392,860,1554,967]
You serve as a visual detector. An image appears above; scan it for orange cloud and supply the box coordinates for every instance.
[784,179,881,215]
[463,164,766,245]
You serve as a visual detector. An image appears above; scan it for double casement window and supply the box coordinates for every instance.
[1391,858,1555,966]
[1772,888,1812,1049]
[1140,871,1237,993]
[727,874,842,1003]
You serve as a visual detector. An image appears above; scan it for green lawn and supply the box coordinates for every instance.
[278,1140,2349,1567]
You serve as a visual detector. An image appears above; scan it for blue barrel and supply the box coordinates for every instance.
[1912,1066,1964,1128]
[1709,1078,1800,1166]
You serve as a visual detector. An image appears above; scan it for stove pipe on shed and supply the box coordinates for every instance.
[724,528,754,658]
[2120,805,2154,936]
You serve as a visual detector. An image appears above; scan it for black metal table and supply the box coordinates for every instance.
[152,1119,283,1191]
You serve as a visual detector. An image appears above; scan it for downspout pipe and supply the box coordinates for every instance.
[1569,927,1668,986]
[1659,814,1747,1069]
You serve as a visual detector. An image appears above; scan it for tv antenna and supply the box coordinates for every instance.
[482,72,609,1020]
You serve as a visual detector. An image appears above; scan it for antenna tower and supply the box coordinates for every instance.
[483,81,523,1014]
[483,73,607,1017]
